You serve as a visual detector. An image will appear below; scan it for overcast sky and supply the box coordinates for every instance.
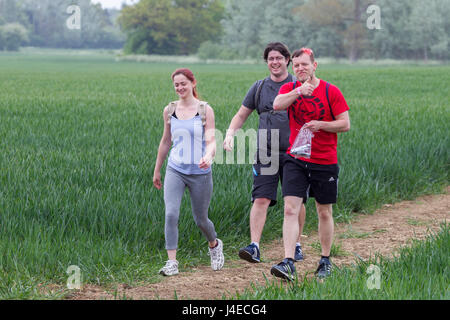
[91,0,139,9]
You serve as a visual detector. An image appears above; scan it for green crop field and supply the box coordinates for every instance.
[0,50,448,299]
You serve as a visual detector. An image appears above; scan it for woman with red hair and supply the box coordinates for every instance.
[153,68,224,276]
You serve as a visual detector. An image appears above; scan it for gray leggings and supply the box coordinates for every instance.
[164,166,217,250]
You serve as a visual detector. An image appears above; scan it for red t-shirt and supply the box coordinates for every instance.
[278,79,349,165]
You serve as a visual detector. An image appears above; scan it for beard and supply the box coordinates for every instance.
[297,71,313,83]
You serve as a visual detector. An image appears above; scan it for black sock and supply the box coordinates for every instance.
[321,256,330,260]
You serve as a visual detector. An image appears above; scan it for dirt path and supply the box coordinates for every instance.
[70,187,449,300]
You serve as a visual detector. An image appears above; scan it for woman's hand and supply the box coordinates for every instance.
[199,154,213,170]
[153,171,162,190]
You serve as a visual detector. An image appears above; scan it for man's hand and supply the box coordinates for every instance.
[298,78,315,96]
[303,120,322,132]
[223,134,234,151]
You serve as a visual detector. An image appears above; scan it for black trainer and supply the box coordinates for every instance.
[238,243,260,263]
[315,257,332,279]
[270,258,296,281]
[294,244,304,261]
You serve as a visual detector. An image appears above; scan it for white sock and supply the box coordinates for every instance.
[296,242,301,247]
[251,242,259,249]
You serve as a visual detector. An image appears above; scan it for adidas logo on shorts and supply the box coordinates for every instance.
[329,177,335,182]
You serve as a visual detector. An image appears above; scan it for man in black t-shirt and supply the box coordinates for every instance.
[223,42,306,264]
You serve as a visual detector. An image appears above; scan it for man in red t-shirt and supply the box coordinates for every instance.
[269,48,350,281]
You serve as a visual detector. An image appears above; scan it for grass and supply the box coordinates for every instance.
[406,218,430,227]
[338,226,387,239]
[0,50,448,299]
[234,224,449,300]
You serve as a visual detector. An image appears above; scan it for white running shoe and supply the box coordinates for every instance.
[208,239,225,271]
[159,260,179,276]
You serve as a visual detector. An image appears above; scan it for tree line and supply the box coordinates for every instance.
[0,0,124,51]
[213,0,449,61]
[1,0,448,61]
[118,0,449,61]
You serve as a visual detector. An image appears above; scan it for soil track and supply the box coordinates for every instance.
[69,187,449,300]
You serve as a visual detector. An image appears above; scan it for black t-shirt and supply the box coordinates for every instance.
[242,74,295,152]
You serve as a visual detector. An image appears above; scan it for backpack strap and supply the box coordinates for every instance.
[167,101,207,126]
[254,78,266,113]
[166,101,177,125]
[325,82,336,120]
[198,101,207,126]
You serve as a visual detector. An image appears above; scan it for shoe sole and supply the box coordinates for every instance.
[159,270,179,276]
[270,267,294,281]
[238,249,260,263]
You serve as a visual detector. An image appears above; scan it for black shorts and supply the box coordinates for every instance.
[252,153,307,207]
[282,156,340,204]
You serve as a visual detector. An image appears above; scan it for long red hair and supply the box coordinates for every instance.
[171,68,198,98]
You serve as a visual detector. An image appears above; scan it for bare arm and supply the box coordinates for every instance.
[303,111,350,133]
[199,105,216,169]
[153,107,172,189]
[273,90,300,111]
[223,105,253,150]
[273,81,315,111]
